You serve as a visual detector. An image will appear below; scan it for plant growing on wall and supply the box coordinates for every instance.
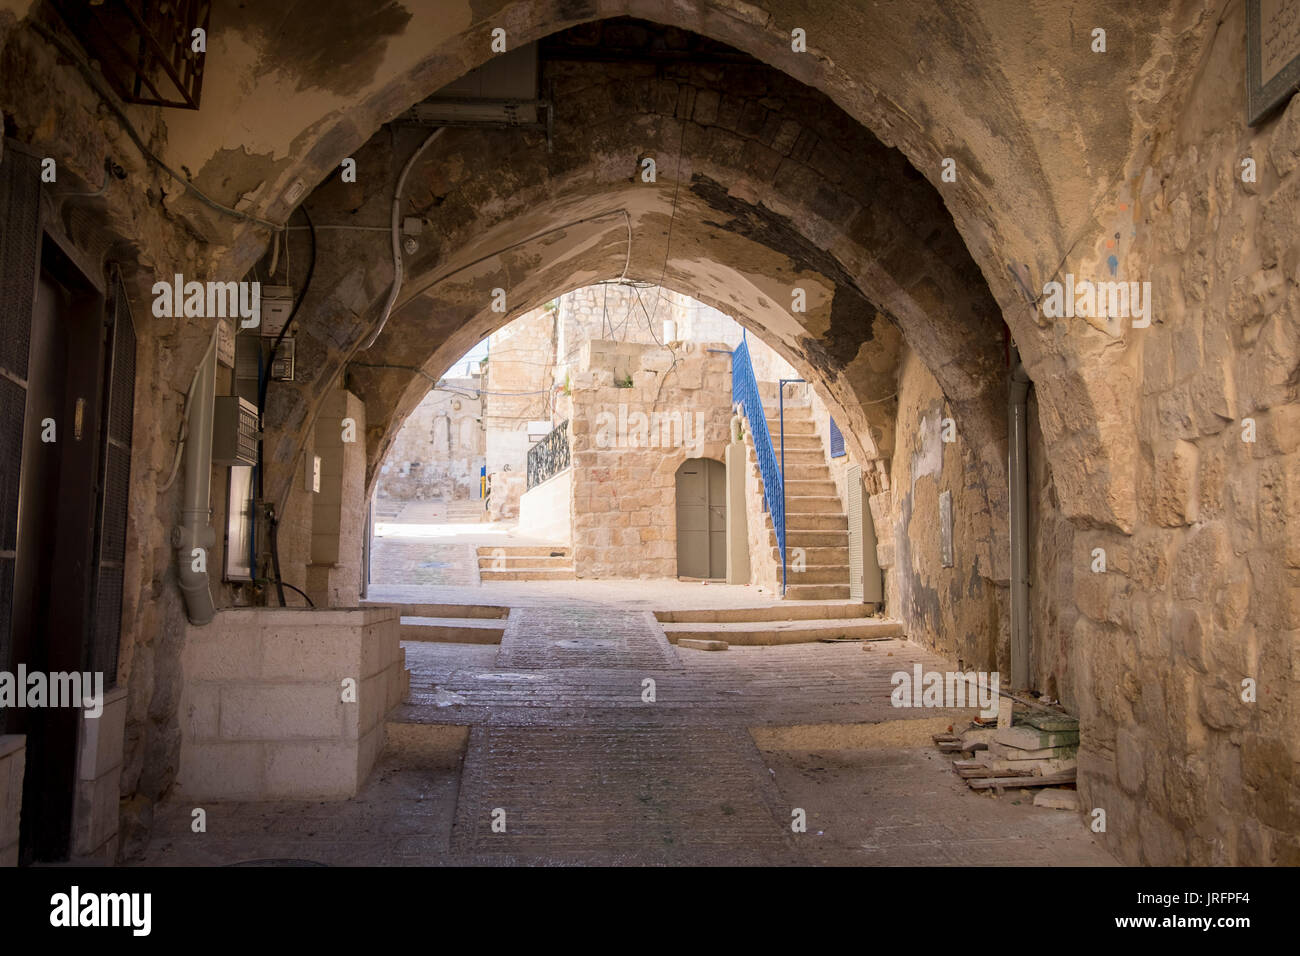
[615,372,634,388]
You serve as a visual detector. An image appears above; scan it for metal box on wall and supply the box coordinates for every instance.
[212,396,258,466]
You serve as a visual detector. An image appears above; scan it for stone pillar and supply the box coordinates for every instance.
[307,389,367,606]
[72,687,128,861]
[725,433,750,585]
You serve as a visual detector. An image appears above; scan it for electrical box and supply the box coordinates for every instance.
[260,285,294,338]
[212,396,259,466]
[270,338,295,382]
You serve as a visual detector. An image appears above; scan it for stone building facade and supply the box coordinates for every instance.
[375,377,484,501]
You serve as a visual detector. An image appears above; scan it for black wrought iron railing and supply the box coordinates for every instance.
[527,420,570,489]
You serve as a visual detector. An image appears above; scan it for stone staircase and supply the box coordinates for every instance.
[656,603,899,645]
[476,545,576,582]
[756,402,851,600]
[363,601,509,643]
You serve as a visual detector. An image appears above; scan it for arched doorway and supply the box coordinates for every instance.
[675,458,726,580]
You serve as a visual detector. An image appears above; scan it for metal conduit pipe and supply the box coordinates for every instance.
[1008,349,1031,691]
[359,127,445,350]
[174,332,219,625]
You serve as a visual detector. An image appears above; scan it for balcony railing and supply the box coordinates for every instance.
[731,337,787,592]
[526,420,570,489]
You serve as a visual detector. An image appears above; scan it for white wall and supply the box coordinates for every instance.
[517,468,573,545]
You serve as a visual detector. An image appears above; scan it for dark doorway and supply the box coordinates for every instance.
[1,146,135,863]
[675,457,726,580]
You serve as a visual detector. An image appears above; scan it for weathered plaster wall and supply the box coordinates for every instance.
[885,351,1003,674]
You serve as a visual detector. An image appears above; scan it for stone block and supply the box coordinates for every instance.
[78,687,128,782]
[176,740,266,801]
[73,770,119,857]
[218,683,348,740]
[263,741,359,800]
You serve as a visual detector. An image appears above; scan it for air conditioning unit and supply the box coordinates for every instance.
[404,44,545,129]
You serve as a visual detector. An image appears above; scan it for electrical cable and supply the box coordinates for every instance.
[258,578,315,608]
[257,204,317,608]
[359,127,446,350]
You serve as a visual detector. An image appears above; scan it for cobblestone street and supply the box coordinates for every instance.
[142,591,1115,866]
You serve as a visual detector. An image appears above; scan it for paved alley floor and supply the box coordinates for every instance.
[139,499,1115,866]
[140,603,1116,866]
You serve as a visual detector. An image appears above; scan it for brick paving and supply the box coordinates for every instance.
[138,528,1116,866]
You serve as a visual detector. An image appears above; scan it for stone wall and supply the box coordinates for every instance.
[569,341,732,578]
[882,351,1004,673]
[1053,3,1300,865]
[484,307,557,518]
[375,379,483,501]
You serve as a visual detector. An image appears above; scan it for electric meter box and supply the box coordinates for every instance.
[213,396,259,466]
[260,285,294,337]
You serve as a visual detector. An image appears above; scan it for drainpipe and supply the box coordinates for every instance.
[1008,349,1031,691]
[174,333,218,625]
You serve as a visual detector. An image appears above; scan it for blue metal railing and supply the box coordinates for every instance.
[732,336,787,592]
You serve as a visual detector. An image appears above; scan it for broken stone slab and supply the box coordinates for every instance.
[974,754,1077,775]
[968,768,1076,790]
[960,727,998,750]
[1023,712,1080,733]
[677,638,729,651]
[988,740,1079,761]
[1033,788,1081,810]
[995,726,1080,751]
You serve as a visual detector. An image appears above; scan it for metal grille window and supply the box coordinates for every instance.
[86,270,136,687]
[48,0,211,109]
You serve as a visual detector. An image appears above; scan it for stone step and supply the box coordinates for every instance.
[399,617,505,644]
[479,568,576,581]
[766,420,816,436]
[784,583,852,600]
[474,546,570,558]
[771,545,849,564]
[784,495,844,514]
[773,449,826,465]
[655,602,875,623]
[781,463,831,481]
[785,479,838,496]
[662,617,902,646]
[363,602,510,619]
[761,405,812,419]
[780,564,849,584]
[477,555,571,569]
[767,434,823,450]
[786,512,848,531]
[778,529,849,548]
